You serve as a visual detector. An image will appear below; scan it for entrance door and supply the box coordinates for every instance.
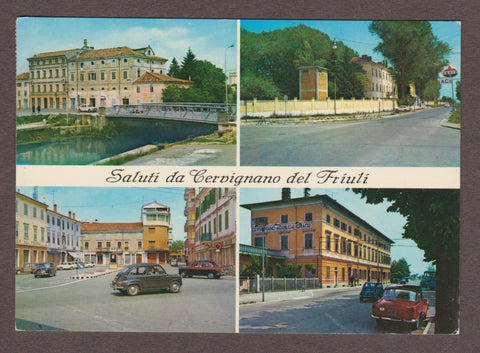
[136,254,142,264]
[97,254,103,265]
[89,98,96,107]
[147,253,156,264]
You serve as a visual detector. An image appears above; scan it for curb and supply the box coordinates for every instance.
[71,269,118,280]
[440,119,460,130]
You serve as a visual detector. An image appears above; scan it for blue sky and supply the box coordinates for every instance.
[241,20,461,99]
[17,187,189,242]
[239,188,431,275]
[16,18,237,76]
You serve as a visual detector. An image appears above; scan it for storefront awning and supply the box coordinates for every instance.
[68,252,82,259]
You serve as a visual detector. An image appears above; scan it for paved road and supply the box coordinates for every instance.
[15,266,236,332]
[240,108,459,167]
[239,285,436,334]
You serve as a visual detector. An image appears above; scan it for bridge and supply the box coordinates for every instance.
[105,103,235,125]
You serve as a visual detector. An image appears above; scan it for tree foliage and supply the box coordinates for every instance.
[240,25,367,100]
[352,189,459,333]
[170,240,184,253]
[369,21,450,99]
[390,257,411,282]
[240,254,268,277]
[276,263,302,278]
[455,80,460,101]
[167,57,180,77]
[163,49,232,103]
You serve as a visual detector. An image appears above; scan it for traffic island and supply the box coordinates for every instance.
[70,268,118,280]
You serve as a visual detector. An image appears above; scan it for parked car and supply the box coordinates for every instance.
[84,262,95,268]
[359,282,384,302]
[396,105,410,112]
[399,277,409,284]
[111,263,182,296]
[57,262,77,270]
[78,104,97,112]
[179,260,226,279]
[16,262,37,275]
[372,284,429,330]
[33,262,57,278]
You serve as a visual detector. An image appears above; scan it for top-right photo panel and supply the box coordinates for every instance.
[239,20,460,167]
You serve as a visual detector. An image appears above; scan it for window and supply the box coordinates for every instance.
[24,224,29,239]
[138,241,142,248]
[280,235,289,250]
[106,241,111,248]
[112,71,116,80]
[252,217,268,227]
[150,84,153,92]
[100,71,105,80]
[123,71,128,79]
[33,207,37,218]
[33,227,38,241]
[124,241,129,249]
[333,218,340,227]
[89,72,96,81]
[326,266,330,279]
[225,210,229,230]
[15,222,18,238]
[97,242,102,249]
[254,236,265,247]
[80,73,84,81]
[334,236,339,252]
[326,232,331,250]
[341,222,347,231]
[24,203,28,215]
[219,214,222,232]
[85,242,89,250]
[304,233,313,249]
[305,212,313,221]
[281,214,288,223]
[41,228,45,241]
[117,241,122,248]
[136,86,140,93]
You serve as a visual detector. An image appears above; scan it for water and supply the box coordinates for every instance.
[16,118,217,165]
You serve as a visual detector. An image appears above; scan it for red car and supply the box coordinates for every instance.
[179,260,225,279]
[372,284,429,330]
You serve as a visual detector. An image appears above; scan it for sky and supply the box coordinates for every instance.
[17,187,189,243]
[239,188,432,275]
[241,20,461,99]
[16,17,237,76]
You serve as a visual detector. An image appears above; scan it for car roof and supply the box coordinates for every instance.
[385,284,421,292]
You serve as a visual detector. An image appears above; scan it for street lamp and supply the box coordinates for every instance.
[261,232,265,302]
[332,39,337,115]
[224,44,235,116]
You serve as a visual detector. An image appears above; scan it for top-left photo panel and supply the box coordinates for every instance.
[16,18,237,166]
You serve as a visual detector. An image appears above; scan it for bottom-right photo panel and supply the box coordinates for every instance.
[238,188,459,335]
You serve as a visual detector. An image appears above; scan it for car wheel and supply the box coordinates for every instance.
[207,272,215,279]
[180,271,186,278]
[34,275,38,278]
[127,285,140,296]
[16,270,22,275]
[169,281,181,293]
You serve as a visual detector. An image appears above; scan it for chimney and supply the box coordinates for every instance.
[281,188,291,201]
[73,213,76,220]
[304,188,311,197]
[68,211,72,218]
[54,204,57,212]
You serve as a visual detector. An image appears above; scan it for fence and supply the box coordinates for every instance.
[240,275,322,294]
[240,97,397,117]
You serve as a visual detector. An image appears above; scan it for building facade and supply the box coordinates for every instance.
[133,71,192,104]
[351,55,396,100]
[46,205,82,265]
[241,189,393,286]
[16,72,30,109]
[141,201,173,265]
[15,192,48,268]
[184,188,236,271]
[297,66,329,100]
[81,222,144,267]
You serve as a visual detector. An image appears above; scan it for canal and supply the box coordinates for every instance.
[16,117,217,165]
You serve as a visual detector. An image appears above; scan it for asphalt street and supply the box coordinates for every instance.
[240,108,459,167]
[15,265,236,332]
[239,285,436,334]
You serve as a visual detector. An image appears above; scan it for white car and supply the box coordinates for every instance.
[57,262,77,270]
[84,262,95,268]
[78,104,97,113]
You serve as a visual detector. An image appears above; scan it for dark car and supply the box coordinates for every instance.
[179,260,226,279]
[372,284,429,330]
[111,263,182,296]
[359,282,384,302]
[33,262,56,278]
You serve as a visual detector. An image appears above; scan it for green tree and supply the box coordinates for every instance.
[240,72,281,100]
[170,240,184,253]
[390,258,411,282]
[240,254,268,277]
[276,263,302,278]
[352,189,459,333]
[369,21,450,99]
[422,80,441,102]
[178,48,197,81]
[455,80,460,101]
[168,57,180,77]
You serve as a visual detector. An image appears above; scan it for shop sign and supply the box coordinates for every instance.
[252,222,311,233]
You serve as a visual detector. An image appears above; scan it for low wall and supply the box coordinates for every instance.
[241,97,398,117]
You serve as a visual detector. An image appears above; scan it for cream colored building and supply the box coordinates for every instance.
[352,55,396,99]
[16,72,30,109]
[15,192,48,268]
[133,71,192,104]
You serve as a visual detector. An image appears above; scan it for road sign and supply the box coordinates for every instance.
[439,78,453,84]
[442,65,458,78]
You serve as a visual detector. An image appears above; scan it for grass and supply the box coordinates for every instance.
[166,130,236,146]
[448,107,461,124]
[95,146,164,165]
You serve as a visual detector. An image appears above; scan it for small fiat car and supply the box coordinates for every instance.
[359,282,384,302]
[33,262,56,278]
[372,285,428,330]
[111,263,182,296]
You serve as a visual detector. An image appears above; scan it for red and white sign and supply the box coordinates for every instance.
[442,65,458,78]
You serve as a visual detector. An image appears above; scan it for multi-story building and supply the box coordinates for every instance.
[351,55,396,100]
[141,201,173,265]
[81,222,144,266]
[241,189,393,285]
[16,72,30,110]
[185,188,236,270]
[133,71,192,104]
[46,205,82,265]
[15,192,48,267]
[26,39,170,110]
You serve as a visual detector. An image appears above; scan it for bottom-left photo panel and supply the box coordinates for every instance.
[15,187,237,332]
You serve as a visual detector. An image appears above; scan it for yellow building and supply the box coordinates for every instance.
[351,55,396,99]
[141,201,172,265]
[16,72,30,110]
[15,192,48,268]
[297,66,328,100]
[241,189,393,286]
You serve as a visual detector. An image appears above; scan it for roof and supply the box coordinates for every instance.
[81,222,143,232]
[71,46,167,61]
[142,201,170,209]
[29,49,77,59]
[241,194,394,244]
[134,71,193,84]
[16,72,29,80]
